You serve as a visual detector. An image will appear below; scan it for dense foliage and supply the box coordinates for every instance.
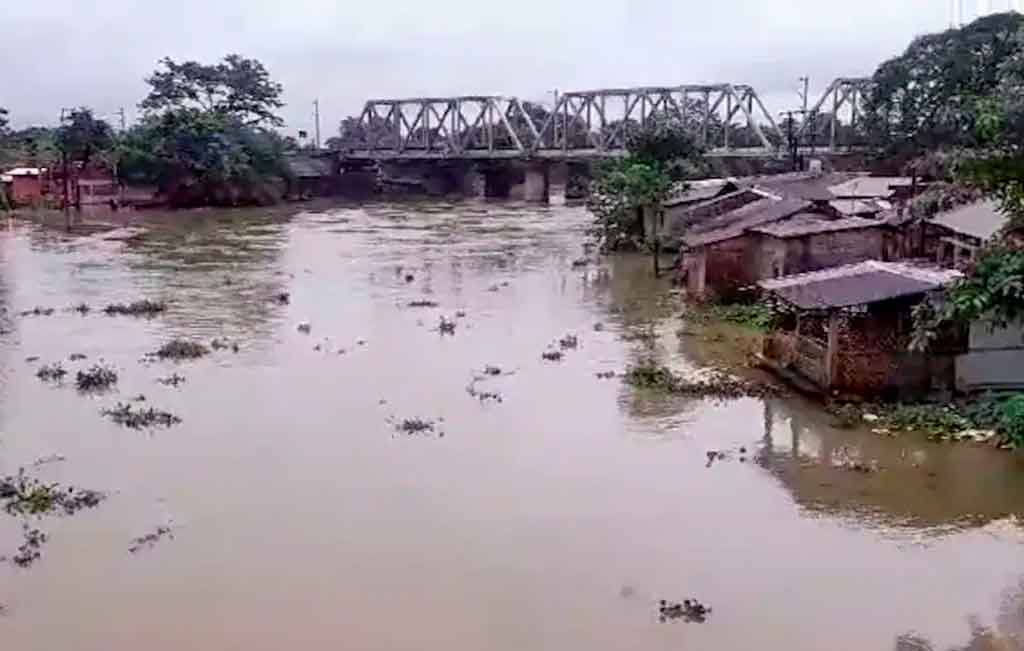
[586,119,707,252]
[119,55,291,205]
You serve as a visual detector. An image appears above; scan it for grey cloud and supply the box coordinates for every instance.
[1,0,956,137]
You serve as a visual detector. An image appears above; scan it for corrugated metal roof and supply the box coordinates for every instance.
[683,197,811,247]
[751,214,881,238]
[829,198,891,215]
[828,176,913,199]
[3,167,46,177]
[758,260,961,310]
[664,179,739,207]
[929,199,1007,242]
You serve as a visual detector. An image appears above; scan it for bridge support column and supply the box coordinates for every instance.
[565,162,592,201]
[483,169,513,199]
[523,162,551,203]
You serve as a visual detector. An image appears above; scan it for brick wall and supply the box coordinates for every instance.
[788,228,885,274]
[704,235,757,298]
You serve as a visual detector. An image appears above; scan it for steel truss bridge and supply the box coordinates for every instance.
[342,78,872,162]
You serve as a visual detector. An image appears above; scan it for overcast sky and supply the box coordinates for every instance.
[0,0,1006,136]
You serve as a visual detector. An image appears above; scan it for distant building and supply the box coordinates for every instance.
[758,261,964,399]
[1,167,49,206]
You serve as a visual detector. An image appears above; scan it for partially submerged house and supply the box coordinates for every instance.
[758,261,964,398]
[1,167,49,206]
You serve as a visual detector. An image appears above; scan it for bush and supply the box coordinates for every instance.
[998,395,1024,446]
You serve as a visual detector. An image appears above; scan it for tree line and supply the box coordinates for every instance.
[0,55,297,207]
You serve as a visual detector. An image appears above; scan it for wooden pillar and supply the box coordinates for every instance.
[824,311,840,390]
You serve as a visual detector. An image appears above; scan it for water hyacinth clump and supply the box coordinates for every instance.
[75,364,118,392]
[152,339,209,360]
[103,300,167,317]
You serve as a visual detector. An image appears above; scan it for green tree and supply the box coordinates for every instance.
[863,12,1024,163]
[587,118,706,259]
[57,108,114,169]
[141,54,284,127]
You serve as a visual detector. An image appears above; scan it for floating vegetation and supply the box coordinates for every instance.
[483,365,503,376]
[466,378,504,403]
[394,418,437,435]
[69,302,91,315]
[593,322,605,332]
[438,316,456,335]
[0,469,105,517]
[407,299,439,308]
[558,334,579,350]
[157,373,186,387]
[129,525,174,554]
[103,300,166,317]
[11,525,47,568]
[36,363,68,382]
[102,403,181,429]
[455,310,467,318]
[75,364,118,392]
[24,356,39,363]
[273,292,290,305]
[68,353,87,361]
[152,339,209,360]
[571,257,590,269]
[541,350,564,362]
[404,273,415,283]
[20,307,54,317]
[595,371,616,379]
[210,338,240,353]
[297,322,312,334]
[658,598,711,623]
[623,360,778,399]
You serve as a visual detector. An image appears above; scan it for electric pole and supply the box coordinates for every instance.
[117,107,126,132]
[798,77,809,115]
[313,99,321,150]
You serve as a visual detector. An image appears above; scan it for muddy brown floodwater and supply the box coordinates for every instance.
[1,201,1024,650]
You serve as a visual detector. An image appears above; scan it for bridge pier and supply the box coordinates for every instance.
[523,162,550,203]
[565,162,592,201]
[483,168,514,199]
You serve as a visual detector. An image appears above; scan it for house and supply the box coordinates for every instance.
[748,214,887,280]
[676,197,813,297]
[2,167,49,206]
[758,261,964,398]
[927,199,1007,268]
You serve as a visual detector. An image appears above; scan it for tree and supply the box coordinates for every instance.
[587,118,707,260]
[862,12,1024,162]
[141,54,284,127]
[0,107,8,136]
[57,108,114,169]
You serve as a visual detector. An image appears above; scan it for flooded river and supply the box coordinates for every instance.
[1,201,1024,650]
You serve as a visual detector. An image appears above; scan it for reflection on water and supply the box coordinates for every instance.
[0,201,1022,651]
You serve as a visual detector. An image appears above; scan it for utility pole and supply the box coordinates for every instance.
[313,99,321,150]
[798,77,809,115]
[117,107,126,132]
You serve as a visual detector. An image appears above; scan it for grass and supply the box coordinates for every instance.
[685,302,777,333]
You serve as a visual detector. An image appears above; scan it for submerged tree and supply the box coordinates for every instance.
[56,108,114,170]
[123,55,291,205]
[586,118,707,264]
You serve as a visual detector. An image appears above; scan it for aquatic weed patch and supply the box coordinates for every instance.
[103,300,166,317]
[102,403,181,429]
[624,360,778,399]
[75,364,118,392]
[151,339,209,360]
[36,363,68,383]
